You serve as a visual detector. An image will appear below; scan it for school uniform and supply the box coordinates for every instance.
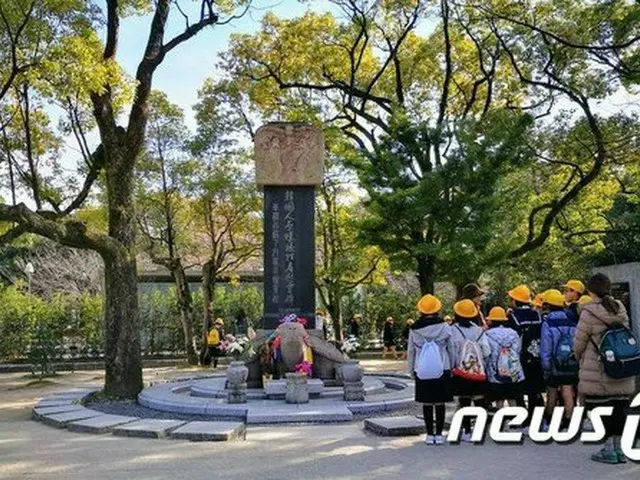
[383,322,396,348]
[407,315,454,404]
[508,306,545,394]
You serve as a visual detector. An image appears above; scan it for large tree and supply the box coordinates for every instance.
[0,0,248,398]
[223,0,639,293]
[315,157,386,341]
[191,78,261,346]
[136,91,200,365]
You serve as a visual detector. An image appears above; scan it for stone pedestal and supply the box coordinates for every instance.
[227,361,249,404]
[344,381,365,402]
[341,360,365,402]
[285,372,309,404]
[227,383,247,404]
[265,378,324,399]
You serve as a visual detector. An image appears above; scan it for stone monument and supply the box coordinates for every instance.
[255,122,324,329]
[244,122,346,386]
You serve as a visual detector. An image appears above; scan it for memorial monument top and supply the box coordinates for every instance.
[254,122,324,187]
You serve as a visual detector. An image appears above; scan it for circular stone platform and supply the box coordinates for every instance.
[138,374,414,424]
[189,376,387,400]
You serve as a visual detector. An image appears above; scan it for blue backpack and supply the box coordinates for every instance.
[592,322,640,379]
[552,327,579,376]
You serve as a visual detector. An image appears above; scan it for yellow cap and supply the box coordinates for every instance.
[544,290,566,308]
[508,284,531,304]
[454,299,479,318]
[487,306,508,321]
[564,280,585,294]
[541,289,562,301]
[417,294,442,315]
[214,318,224,326]
[579,295,593,305]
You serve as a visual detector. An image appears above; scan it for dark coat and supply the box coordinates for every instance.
[348,320,360,338]
[383,323,395,343]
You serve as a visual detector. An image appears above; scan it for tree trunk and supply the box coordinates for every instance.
[327,290,343,343]
[102,148,143,399]
[416,255,436,295]
[202,259,215,344]
[172,260,198,365]
[102,252,143,398]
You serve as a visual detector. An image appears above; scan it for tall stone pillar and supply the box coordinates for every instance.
[254,123,324,330]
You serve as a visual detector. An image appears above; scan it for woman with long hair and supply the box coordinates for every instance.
[574,273,635,464]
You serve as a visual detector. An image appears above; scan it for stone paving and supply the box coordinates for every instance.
[31,389,246,442]
[3,367,640,480]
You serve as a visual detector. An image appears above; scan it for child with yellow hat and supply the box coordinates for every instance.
[408,294,454,446]
[484,306,525,408]
[450,299,491,442]
[506,284,545,430]
[540,290,578,431]
[563,279,586,323]
[207,318,226,369]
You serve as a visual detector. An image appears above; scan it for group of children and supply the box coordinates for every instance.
[406,273,637,464]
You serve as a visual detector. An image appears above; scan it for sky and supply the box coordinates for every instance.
[114,0,335,130]
[5,0,639,206]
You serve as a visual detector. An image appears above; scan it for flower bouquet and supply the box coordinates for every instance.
[220,334,255,361]
[294,360,313,377]
[341,335,360,359]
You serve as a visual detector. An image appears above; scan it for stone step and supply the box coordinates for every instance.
[112,419,186,439]
[364,416,426,436]
[169,421,246,442]
[32,405,86,421]
[67,414,138,434]
[39,408,103,428]
[246,404,353,424]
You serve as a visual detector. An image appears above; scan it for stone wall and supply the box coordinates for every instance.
[593,263,640,338]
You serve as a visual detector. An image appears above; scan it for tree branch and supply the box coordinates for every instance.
[0,203,121,259]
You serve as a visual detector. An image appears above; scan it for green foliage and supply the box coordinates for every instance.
[136,284,263,354]
[352,111,534,287]
[592,195,640,266]
[351,286,417,342]
[0,283,264,362]
[0,285,103,367]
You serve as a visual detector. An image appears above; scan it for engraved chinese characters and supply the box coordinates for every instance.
[255,123,325,330]
[263,187,315,329]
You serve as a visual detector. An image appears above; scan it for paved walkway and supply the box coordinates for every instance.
[1,364,637,479]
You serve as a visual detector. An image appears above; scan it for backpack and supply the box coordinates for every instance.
[415,339,444,380]
[552,327,579,376]
[511,311,542,364]
[207,328,220,346]
[490,336,521,383]
[452,326,487,382]
[592,322,640,379]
